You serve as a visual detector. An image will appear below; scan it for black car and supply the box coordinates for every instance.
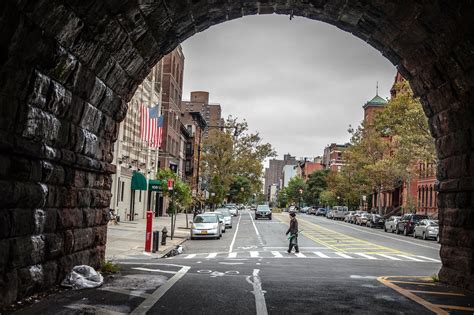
[396,213,429,236]
[255,205,272,220]
[366,214,385,228]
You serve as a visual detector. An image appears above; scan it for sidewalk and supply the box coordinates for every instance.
[105,213,191,260]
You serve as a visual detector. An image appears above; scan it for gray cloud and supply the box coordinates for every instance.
[181,14,396,161]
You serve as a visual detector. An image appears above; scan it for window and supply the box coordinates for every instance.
[116,178,121,206]
[139,190,142,202]
[121,182,125,202]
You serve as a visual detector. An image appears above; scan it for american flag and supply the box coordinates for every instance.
[140,104,164,148]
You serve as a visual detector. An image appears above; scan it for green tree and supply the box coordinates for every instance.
[277,187,289,208]
[320,190,337,207]
[228,176,252,203]
[286,177,307,206]
[304,170,330,206]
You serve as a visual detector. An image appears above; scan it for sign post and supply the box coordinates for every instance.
[145,211,153,252]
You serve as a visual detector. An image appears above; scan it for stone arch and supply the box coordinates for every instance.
[0,0,473,305]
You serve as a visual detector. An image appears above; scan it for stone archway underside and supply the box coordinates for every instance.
[0,0,473,306]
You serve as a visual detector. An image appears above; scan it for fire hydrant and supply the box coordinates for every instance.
[161,227,168,245]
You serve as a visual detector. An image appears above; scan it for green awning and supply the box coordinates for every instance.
[149,180,162,192]
[131,172,147,191]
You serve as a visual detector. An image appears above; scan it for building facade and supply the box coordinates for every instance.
[322,143,349,172]
[110,61,163,221]
[182,91,223,137]
[282,164,297,188]
[264,154,297,200]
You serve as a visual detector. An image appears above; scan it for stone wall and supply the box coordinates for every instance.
[0,0,473,307]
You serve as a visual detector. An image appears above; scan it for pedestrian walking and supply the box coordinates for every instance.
[286,211,299,253]
[108,209,118,225]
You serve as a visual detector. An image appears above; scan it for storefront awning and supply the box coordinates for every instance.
[149,179,162,192]
[131,172,147,191]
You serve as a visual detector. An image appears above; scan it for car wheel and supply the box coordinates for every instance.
[384,226,387,232]
[403,228,408,236]
[396,227,400,234]
[413,231,417,238]
[437,235,440,243]
[223,229,226,233]
[422,232,427,240]
[269,216,272,220]
[190,236,195,240]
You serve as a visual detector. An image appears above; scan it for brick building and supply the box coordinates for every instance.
[159,46,185,177]
[295,157,324,181]
[182,91,223,137]
[322,143,349,172]
[264,154,297,200]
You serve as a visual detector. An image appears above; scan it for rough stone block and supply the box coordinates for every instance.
[0,239,10,273]
[10,208,35,237]
[44,233,64,259]
[0,271,18,309]
[57,208,83,229]
[94,225,107,246]
[0,211,11,238]
[10,235,45,268]
[73,227,94,251]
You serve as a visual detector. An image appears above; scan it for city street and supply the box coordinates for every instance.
[15,210,474,315]
[156,210,442,314]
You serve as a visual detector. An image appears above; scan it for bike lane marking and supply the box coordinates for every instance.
[130,265,191,315]
[246,269,268,315]
[229,211,243,253]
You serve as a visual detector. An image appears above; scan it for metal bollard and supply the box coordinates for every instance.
[152,231,159,253]
[161,227,168,245]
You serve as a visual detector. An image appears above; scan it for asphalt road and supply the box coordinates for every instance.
[13,210,444,314]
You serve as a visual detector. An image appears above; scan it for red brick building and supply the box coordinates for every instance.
[322,143,349,172]
[182,91,223,138]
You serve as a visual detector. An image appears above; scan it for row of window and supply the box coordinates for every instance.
[418,185,437,209]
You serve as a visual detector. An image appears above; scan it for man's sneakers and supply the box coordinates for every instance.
[287,250,291,253]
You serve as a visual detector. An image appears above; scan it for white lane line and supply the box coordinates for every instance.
[295,252,306,258]
[315,217,440,251]
[397,255,424,262]
[355,253,378,260]
[184,254,196,259]
[271,251,283,258]
[250,251,260,258]
[335,252,353,259]
[248,210,264,246]
[246,269,268,315]
[131,266,191,315]
[314,252,330,258]
[132,267,178,274]
[415,255,441,263]
[377,254,402,261]
[206,253,218,259]
[229,212,243,253]
[228,252,238,258]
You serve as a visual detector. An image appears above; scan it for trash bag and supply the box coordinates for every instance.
[61,265,104,289]
[164,245,183,257]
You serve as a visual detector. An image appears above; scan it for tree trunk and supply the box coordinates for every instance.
[377,186,382,215]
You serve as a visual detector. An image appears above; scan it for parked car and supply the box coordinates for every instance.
[356,213,370,226]
[215,208,232,229]
[414,219,439,241]
[316,208,327,216]
[396,214,429,236]
[190,213,222,240]
[226,204,239,216]
[384,216,401,233]
[300,206,311,214]
[308,207,317,215]
[367,214,385,228]
[344,211,355,223]
[206,212,226,233]
[351,211,363,224]
[326,210,334,219]
[331,206,349,220]
[289,206,296,213]
[255,204,272,220]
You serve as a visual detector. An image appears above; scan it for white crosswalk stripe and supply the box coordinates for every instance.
[250,251,260,258]
[355,253,377,260]
[313,252,330,258]
[166,251,440,263]
[271,251,283,258]
[377,254,402,261]
[335,252,353,259]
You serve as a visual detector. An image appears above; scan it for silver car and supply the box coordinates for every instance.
[384,216,401,233]
[190,213,222,240]
[414,219,439,241]
[215,208,233,228]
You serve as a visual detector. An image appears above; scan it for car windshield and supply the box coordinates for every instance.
[217,209,231,216]
[413,215,429,221]
[194,215,217,223]
[257,205,270,211]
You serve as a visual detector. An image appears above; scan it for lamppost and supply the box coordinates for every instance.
[299,188,303,211]
[337,196,341,206]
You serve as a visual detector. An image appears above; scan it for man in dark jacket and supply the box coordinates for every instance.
[286,212,299,253]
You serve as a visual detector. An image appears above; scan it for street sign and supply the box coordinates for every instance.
[149,180,162,192]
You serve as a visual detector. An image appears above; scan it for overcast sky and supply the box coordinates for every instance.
[181,14,396,163]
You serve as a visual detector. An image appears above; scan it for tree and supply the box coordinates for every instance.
[320,190,337,207]
[277,187,289,208]
[201,116,276,205]
[304,169,330,206]
[286,177,307,206]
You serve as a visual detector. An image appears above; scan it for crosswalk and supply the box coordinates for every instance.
[167,251,441,263]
